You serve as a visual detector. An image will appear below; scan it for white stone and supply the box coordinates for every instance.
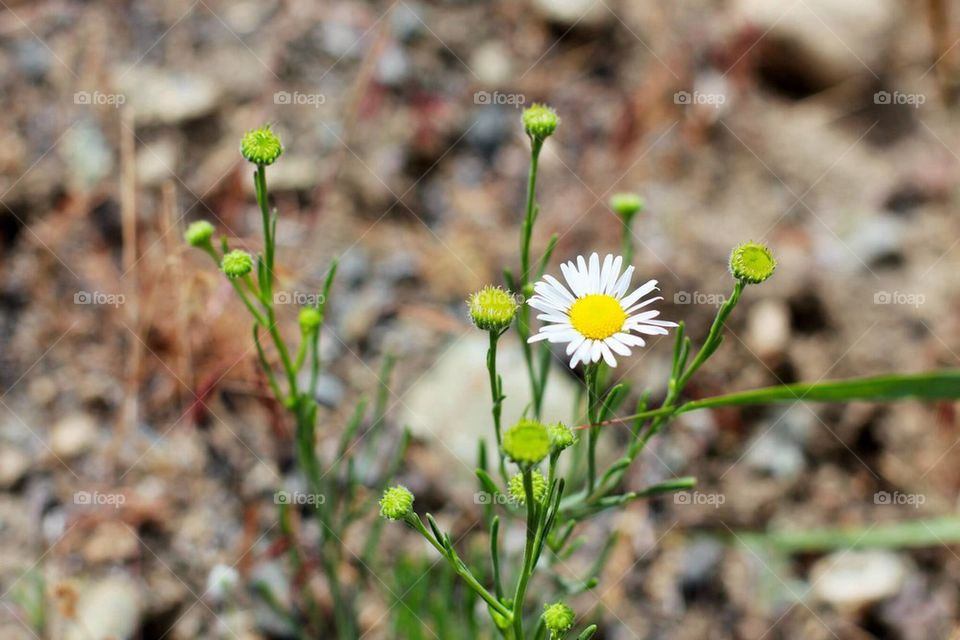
[736,0,898,85]
[50,413,97,459]
[117,66,220,125]
[399,334,579,467]
[65,575,142,640]
[811,550,908,609]
[746,298,790,358]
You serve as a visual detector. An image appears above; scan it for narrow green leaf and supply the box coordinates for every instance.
[336,398,368,459]
[740,516,960,553]
[537,233,559,278]
[681,370,960,412]
[599,383,628,422]
[475,468,501,500]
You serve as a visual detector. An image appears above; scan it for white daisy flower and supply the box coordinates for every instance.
[527,253,678,368]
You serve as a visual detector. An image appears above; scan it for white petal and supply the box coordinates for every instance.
[590,340,603,363]
[542,275,575,303]
[566,334,586,355]
[539,323,574,332]
[529,297,565,314]
[544,330,579,344]
[605,256,623,294]
[614,332,646,347]
[570,339,593,368]
[528,331,551,343]
[537,313,570,323]
[535,277,572,302]
[628,310,661,322]
[599,254,614,293]
[624,296,664,313]
[561,262,586,298]
[576,255,589,287]
[605,336,632,356]
[633,325,669,335]
[644,319,679,327]
[613,265,634,298]
[600,342,617,367]
[588,253,601,293]
[620,280,659,308]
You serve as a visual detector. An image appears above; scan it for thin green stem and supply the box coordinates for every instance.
[228,277,267,326]
[518,138,545,418]
[408,516,511,619]
[293,332,309,372]
[487,329,509,482]
[678,279,744,388]
[585,364,601,494]
[511,468,538,639]
[254,164,275,294]
[621,214,635,266]
[253,325,286,404]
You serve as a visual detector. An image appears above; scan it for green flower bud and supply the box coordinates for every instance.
[609,192,644,220]
[729,242,776,284]
[221,250,254,279]
[240,124,283,165]
[548,422,577,452]
[298,307,323,334]
[502,419,551,466]
[468,286,518,332]
[542,602,575,634]
[508,470,547,505]
[184,220,215,247]
[379,485,414,521]
[522,104,559,140]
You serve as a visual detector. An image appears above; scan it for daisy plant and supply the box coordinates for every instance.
[380,105,960,638]
[186,125,407,638]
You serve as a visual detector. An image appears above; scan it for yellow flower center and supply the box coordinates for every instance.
[569,294,626,340]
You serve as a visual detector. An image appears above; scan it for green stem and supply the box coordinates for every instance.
[253,325,286,404]
[487,329,509,482]
[585,364,601,494]
[228,277,267,326]
[254,164,275,294]
[678,279,744,388]
[511,468,538,639]
[518,138,545,418]
[621,214,635,266]
[408,515,512,619]
[293,332,309,372]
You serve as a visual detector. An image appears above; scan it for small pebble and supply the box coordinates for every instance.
[811,550,908,610]
[50,413,98,459]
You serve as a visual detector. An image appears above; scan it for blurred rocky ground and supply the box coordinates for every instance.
[0,0,959,638]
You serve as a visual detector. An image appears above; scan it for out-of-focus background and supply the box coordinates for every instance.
[1,0,959,638]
